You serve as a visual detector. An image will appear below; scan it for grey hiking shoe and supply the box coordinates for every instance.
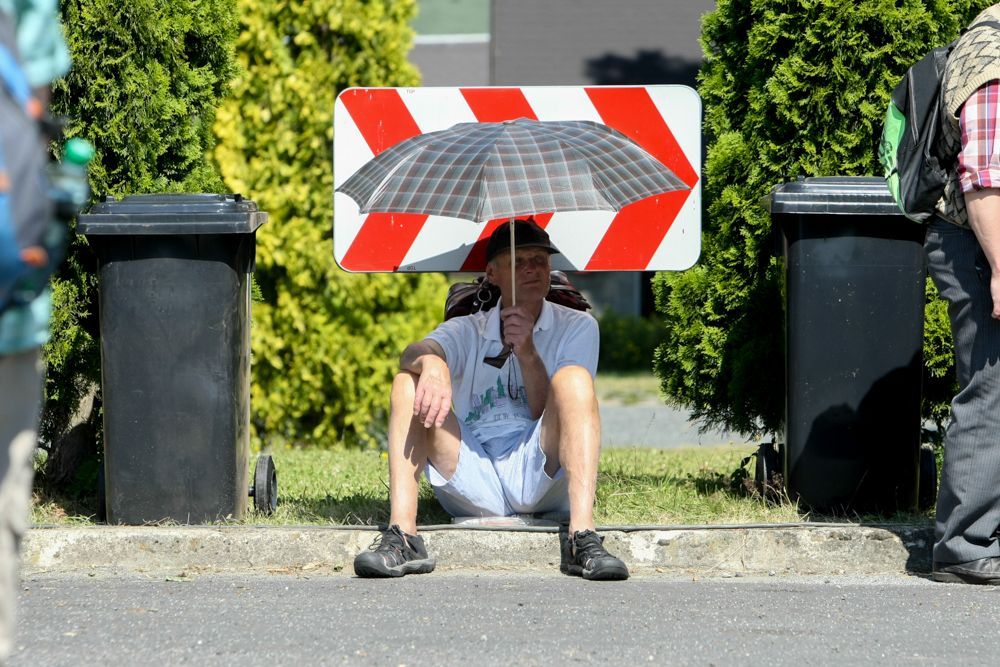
[561,529,629,580]
[354,525,436,578]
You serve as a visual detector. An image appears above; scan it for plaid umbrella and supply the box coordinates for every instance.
[336,117,688,223]
[337,116,689,348]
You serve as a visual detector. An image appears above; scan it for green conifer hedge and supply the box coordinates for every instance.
[214,0,448,449]
[42,0,238,463]
[43,0,443,465]
[653,0,993,438]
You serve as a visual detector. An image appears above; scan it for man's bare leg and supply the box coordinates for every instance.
[387,371,461,535]
[540,366,627,580]
[354,372,461,577]
[539,365,601,535]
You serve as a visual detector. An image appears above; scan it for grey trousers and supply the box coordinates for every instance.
[925,219,1000,565]
[0,349,42,661]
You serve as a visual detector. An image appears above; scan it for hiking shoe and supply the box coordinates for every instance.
[353,525,436,578]
[561,529,629,580]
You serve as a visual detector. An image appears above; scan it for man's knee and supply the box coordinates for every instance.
[542,366,598,443]
[549,365,596,404]
[390,371,419,410]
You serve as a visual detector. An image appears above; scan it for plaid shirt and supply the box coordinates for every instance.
[958,79,1000,194]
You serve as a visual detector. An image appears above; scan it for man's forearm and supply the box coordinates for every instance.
[967,189,1000,268]
[399,341,445,375]
[518,351,549,419]
[966,188,1000,319]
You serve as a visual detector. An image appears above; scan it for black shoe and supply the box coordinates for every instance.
[931,557,1000,585]
[561,529,629,580]
[354,525,436,578]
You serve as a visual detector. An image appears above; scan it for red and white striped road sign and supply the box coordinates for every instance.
[334,86,701,272]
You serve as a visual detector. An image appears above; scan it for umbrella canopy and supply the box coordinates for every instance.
[336,117,688,223]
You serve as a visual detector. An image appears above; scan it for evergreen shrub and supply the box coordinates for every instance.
[41,0,238,485]
[598,312,666,373]
[214,0,448,449]
[653,0,992,438]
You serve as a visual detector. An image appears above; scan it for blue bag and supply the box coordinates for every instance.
[0,11,54,309]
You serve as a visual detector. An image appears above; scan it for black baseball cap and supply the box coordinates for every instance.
[484,219,560,263]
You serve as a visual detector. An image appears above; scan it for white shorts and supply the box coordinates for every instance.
[425,418,569,517]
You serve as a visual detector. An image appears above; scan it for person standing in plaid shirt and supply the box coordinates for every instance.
[353,220,629,580]
[926,4,1000,585]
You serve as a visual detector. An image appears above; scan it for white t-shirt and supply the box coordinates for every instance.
[426,300,599,454]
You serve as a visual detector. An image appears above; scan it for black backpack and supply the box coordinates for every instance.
[444,271,591,321]
[878,21,1000,223]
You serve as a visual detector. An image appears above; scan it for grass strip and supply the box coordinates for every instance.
[32,445,933,527]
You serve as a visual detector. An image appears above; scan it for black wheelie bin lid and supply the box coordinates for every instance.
[78,193,267,235]
[764,176,905,217]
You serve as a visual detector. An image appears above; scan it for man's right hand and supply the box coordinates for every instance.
[413,355,452,428]
[400,339,452,429]
[989,273,1000,320]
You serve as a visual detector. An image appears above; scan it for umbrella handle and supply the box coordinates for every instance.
[509,218,516,307]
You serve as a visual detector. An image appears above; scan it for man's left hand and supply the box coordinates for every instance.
[500,306,538,358]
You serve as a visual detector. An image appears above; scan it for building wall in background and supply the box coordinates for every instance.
[491,0,712,88]
[411,0,713,315]
[410,0,490,86]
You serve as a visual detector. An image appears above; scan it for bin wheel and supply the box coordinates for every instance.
[251,455,278,515]
[753,441,784,499]
[918,444,937,512]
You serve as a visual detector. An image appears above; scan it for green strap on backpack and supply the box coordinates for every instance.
[878,21,1000,223]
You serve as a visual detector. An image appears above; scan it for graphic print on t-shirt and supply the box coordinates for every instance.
[465,374,528,425]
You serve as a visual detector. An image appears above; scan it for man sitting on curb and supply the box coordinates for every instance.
[354,219,628,580]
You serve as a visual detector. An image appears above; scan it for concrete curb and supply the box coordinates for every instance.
[22,523,934,577]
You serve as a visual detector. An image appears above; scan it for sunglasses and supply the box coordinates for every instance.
[483,343,512,369]
[483,315,512,368]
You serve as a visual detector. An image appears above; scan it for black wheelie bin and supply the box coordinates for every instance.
[78,194,276,524]
[767,177,929,514]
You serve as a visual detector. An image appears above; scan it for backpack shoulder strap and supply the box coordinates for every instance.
[957,19,1000,45]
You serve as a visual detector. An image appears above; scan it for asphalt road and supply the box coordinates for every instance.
[10,571,1000,666]
[599,401,746,449]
